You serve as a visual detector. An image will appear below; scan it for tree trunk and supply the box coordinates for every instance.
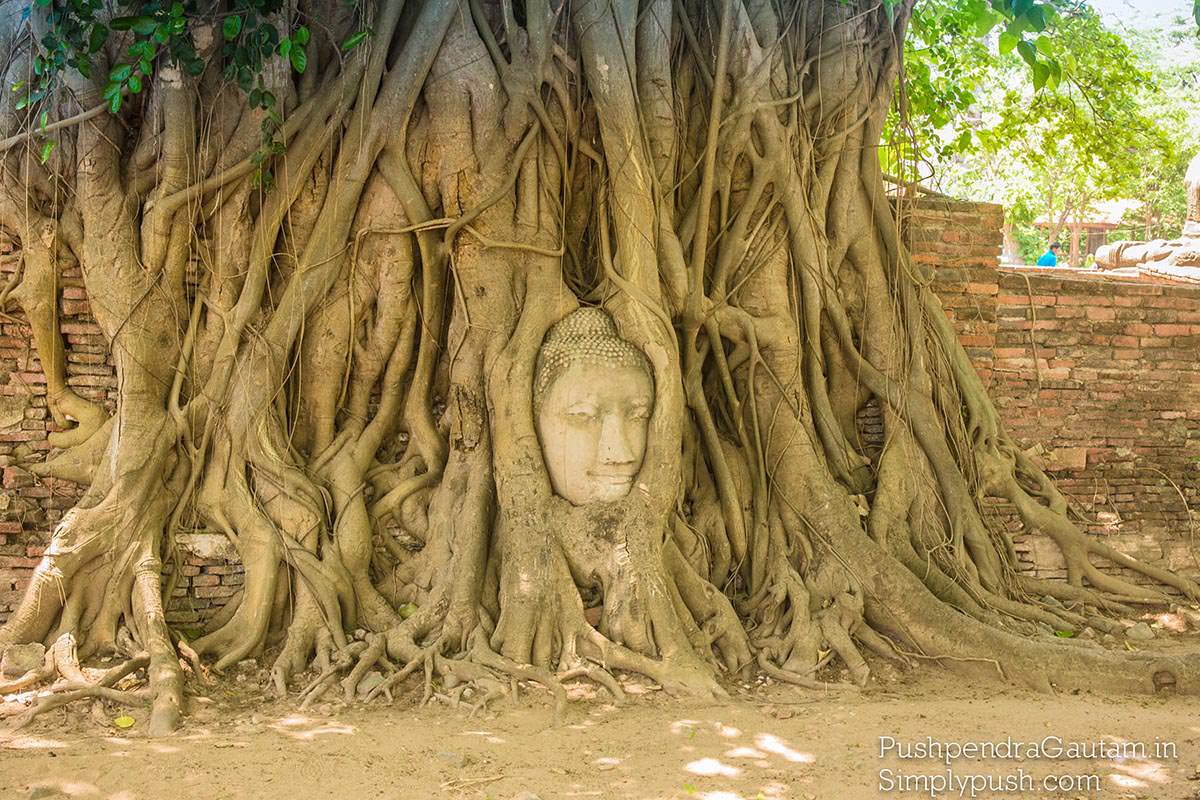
[1070,219,1083,267]
[1001,221,1021,264]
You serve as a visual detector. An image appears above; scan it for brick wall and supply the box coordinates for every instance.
[1,200,1197,624]
[903,199,1199,587]
[0,248,115,622]
[990,268,1200,583]
[903,197,1002,387]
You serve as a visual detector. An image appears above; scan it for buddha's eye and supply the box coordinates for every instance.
[565,405,598,420]
[629,406,651,420]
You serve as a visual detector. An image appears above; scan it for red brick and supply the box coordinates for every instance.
[193,585,239,599]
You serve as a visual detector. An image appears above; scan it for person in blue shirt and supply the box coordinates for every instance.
[1036,242,1061,266]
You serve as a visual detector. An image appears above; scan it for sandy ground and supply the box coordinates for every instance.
[3,658,1200,800]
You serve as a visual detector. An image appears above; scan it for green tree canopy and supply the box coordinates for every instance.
[896,1,1195,263]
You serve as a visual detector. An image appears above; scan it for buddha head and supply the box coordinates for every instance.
[534,308,654,505]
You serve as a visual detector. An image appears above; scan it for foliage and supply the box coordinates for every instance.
[887,0,1065,179]
[1105,16,1200,241]
[901,1,1189,263]
[18,0,320,185]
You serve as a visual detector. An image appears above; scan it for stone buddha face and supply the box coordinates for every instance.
[534,309,654,505]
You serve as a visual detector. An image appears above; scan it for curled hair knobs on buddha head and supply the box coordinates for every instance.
[533,307,653,413]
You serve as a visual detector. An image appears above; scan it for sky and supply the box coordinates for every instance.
[1087,0,1191,28]
[1088,0,1200,81]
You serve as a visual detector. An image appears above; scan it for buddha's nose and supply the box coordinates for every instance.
[597,413,636,465]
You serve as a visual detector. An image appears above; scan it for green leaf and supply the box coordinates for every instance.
[1016,38,1037,68]
[223,15,242,41]
[111,15,157,35]
[108,63,132,82]
[1048,59,1062,86]
[1025,5,1046,32]
[294,25,309,46]
[290,46,306,74]
[128,74,142,94]
[113,715,135,729]
[108,93,122,114]
[39,139,54,164]
[398,603,418,619]
[1032,62,1049,91]
[1053,630,1075,638]
[340,30,369,52]
[133,17,158,36]
[998,31,1017,56]
[88,23,108,53]
[974,9,1001,37]
[1034,35,1053,58]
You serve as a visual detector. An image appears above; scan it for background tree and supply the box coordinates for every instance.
[0,0,1197,737]
[1104,12,1200,242]
[911,2,1193,265]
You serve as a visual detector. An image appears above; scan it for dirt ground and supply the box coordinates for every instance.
[2,648,1200,800]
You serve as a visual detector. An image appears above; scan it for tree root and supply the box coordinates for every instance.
[3,648,151,730]
[12,685,150,731]
[754,652,859,693]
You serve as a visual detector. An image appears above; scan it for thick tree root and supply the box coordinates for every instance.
[2,646,151,730]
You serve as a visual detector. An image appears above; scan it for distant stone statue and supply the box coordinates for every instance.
[1096,150,1200,270]
[534,308,654,505]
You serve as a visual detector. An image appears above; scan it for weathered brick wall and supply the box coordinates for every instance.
[903,199,1199,587]
[1,199,1197,623]
[0,248,115,622]
[856,199,1002,450]
[990,268,1200,583]
[903,197,1002,388]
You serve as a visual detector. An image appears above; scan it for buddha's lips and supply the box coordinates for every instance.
[590,472,635,483]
